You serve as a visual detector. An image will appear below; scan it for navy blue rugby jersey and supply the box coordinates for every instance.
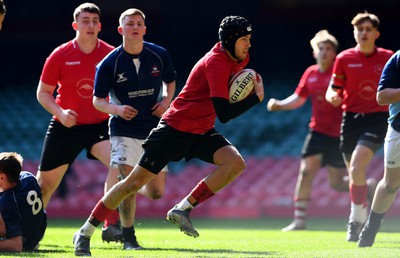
[94,41,176,139]
[0,171,47,250]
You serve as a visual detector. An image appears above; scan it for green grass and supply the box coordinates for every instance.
[1,217,399,257]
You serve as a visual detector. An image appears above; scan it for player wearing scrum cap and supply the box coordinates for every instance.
[73,15,263,256]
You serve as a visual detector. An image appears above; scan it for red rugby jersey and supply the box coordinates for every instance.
[295,64,342,137]
[40,39,114,125]
[331,46,393,113]
[163,42,249,134]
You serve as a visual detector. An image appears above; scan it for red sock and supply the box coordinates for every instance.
[190,181,215,206]
[350,183,368,205]
[104,209,120,228]
[293,198,309,221]
[91,200,115,223]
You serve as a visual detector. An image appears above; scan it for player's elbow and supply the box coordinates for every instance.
[376,95,384,106]
[1,237,23,252]
[376,92,388,106]
[92,97,102,111]
[218,116,231,124]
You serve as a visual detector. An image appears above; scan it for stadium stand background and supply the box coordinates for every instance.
[1,0,399,218]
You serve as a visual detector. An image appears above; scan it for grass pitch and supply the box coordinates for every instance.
[1,217,399,257]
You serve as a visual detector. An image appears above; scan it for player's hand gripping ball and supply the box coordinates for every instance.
[228,69,260,103]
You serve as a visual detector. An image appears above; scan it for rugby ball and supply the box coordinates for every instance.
[228,69,257,103]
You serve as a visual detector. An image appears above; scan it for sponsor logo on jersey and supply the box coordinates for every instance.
[76,78,94,99]
[65,61,81,66]
[374,64,384,75]
[117,72,128,83]
[348,63,363,68]
[308,76,318,83]
[151,65,161,77]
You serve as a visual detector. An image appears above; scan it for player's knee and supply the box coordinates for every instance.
[229,155,246,173]
[384,183,399,194]
[299,169,310,179]
[37,178,55,195]
[149,191,163,200]
[329,181,341,191]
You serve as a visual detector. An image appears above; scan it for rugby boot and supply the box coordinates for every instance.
[166,206,199,237]
[73,231,91,256]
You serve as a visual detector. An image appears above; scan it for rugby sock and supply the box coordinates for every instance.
[189,181,215,206]
[175,198,194,211]
[104,209,120,228]
[122,226,137,242]
[174,181,215,210]
[350,183,368,205]
[366,210,385,231]
[293,198,309,224]
[80,220,96,238]
[90,200,115,225]
[349,183,368,223]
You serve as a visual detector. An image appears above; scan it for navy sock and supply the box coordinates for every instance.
[122,226,137,242]
[367,210,385,231]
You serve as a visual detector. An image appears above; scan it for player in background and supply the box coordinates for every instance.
[35,3,123,243]
[73,15,264,256]
[268,30,351,231]
[358,50,400,247]
[91,8,176,250]
[325,12,393,242]
[0,152,47,252]
[0,0,6,31]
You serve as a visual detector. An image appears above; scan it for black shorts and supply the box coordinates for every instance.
[301,130,346,168]
[340,112,388,154]
[38,119,109,171]
[139,120,232,174]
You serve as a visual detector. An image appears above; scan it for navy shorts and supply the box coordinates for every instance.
[340,112,388,154]
[301,130,345,168]
[38,119,109,171]
[139,120,232,174]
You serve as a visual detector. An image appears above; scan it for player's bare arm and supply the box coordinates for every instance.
[151,80,176,117]
[253,74,264,102]
[267,93,306,111]
[377,88,400,106]
[325,83,343,107]
[0,235,23,252]
[0,214,5,238]
[93,96,138,121]
[36,81,78,127]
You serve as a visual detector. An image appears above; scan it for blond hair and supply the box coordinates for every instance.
[119,8,145,26]
[310,30,338,52]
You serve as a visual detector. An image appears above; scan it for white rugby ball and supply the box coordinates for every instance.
[228,69,257,103]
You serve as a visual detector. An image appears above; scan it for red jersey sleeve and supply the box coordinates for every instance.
[40,46,64,87]
[331,54,345,87]
[295,66,313,98]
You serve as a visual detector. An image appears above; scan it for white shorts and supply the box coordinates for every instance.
[384,126,400,168]
[110,136,168,172]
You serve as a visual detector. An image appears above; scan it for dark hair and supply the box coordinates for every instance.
[0,0,6,15]
[73,2,100,22]
[0,152,23,183]
[218,16,252,58]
